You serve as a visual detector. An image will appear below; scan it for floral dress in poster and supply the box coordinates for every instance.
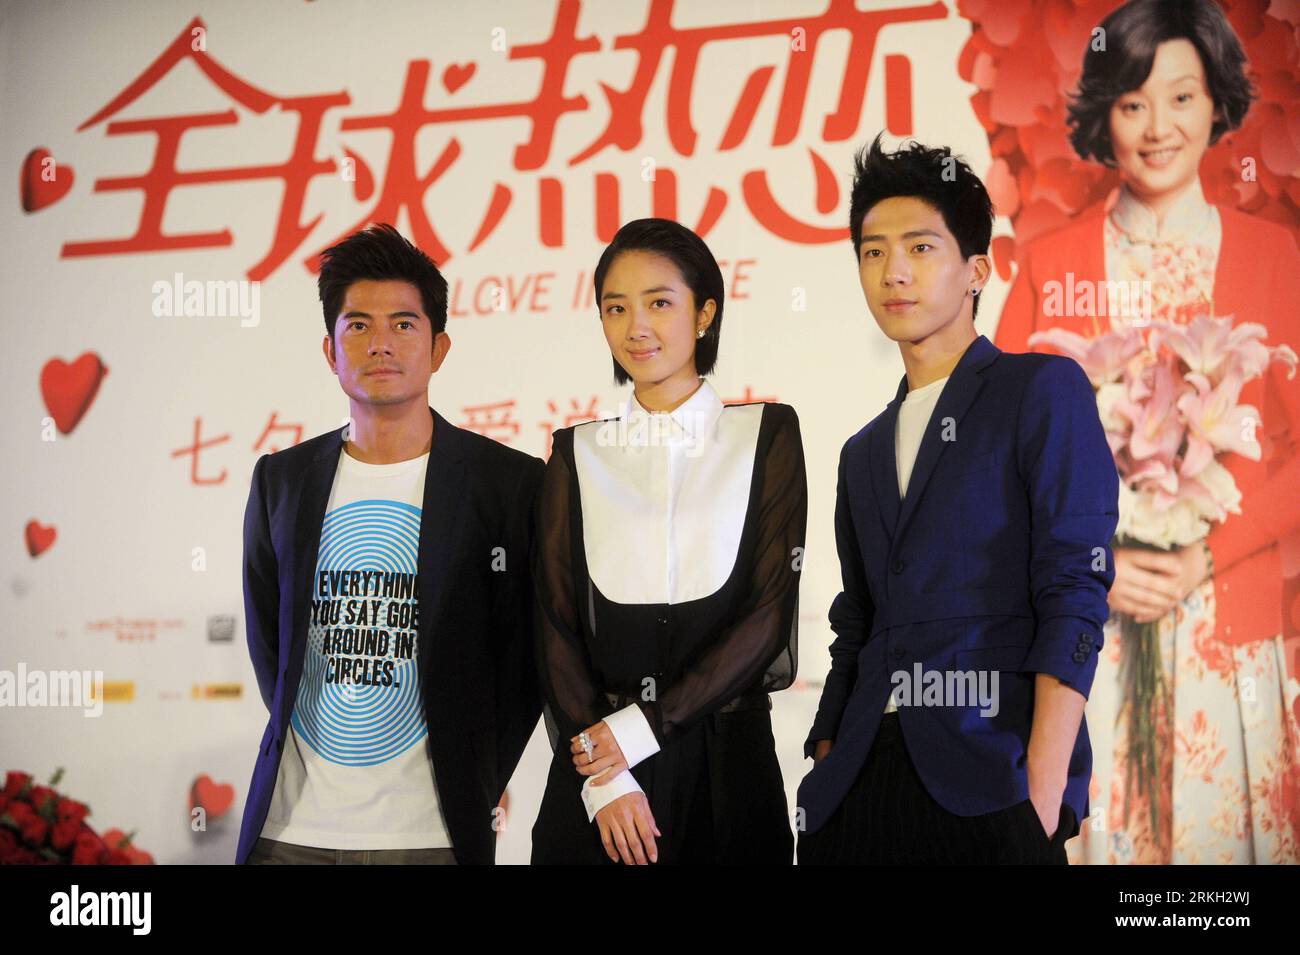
[1069,180,1300,864]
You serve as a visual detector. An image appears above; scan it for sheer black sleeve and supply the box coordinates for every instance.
[532,429,605,751]
[639,403,807,744]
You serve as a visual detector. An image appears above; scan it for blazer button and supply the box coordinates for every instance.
[657,616,668,626]
[1072,651,1087,664]
[890,558,904,574]
[892,647,905,660]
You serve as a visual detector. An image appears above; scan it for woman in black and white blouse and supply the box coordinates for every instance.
[531,218,807,865]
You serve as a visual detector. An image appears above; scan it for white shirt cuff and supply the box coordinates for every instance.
[603,703,661,769]
[580,769,643,823]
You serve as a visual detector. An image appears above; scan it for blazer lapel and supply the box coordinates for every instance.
[868,376,908,543]
[416,406,470,681]
[286,425,346,721]
[892,335,1000,548]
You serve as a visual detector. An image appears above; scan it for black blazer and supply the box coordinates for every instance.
[236,406,544,864]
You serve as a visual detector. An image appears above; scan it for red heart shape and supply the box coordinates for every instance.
[25,520,57,558]
[442,62,475,94]
[190,774,235,820]
[40,352,108,435]
[21,148,75,213]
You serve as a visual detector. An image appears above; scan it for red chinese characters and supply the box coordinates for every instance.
[55,2,947,279]
[170,412,304,485]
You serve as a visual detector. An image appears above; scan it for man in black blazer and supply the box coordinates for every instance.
[236,224,544,865]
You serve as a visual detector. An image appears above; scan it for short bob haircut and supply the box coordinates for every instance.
[848,133,994,319]
[1067,0,1255,165]
[317,223,450,339]
[593,218,724,385]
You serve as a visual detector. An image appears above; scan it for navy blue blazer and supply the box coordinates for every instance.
[235,407,544,864]
[798,334,1119,838]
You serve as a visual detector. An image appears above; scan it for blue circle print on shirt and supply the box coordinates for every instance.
[292,498,426,766]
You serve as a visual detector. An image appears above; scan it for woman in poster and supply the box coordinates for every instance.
[995,0,1300,863]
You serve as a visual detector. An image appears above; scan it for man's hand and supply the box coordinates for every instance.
[813,739,834,763]
[595,792,661,864]
[1027,673,1082,842]
[1110,544,1208,623]
[1027,778,1064,841]
[570,720,629,784]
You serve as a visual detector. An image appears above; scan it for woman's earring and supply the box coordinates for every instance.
[971,288,980,297]
[696,328,705,338]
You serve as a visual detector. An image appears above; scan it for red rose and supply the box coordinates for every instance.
[1,847,42,865]
[0,827,17,854]
[55,798,89,824]
[2,772,31,799]
[4,800,37,827]
[19,815,48,847]
[125,845,154,865]
[71,830,105,865]
[102,848,133,865]
[50,818,81,852]
[28,786,56,812]
[101,827,153,864]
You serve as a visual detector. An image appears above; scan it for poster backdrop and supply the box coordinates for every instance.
[2,0,1297,863]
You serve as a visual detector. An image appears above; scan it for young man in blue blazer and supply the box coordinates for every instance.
[237,224,543,865]
[798,135,1119,864]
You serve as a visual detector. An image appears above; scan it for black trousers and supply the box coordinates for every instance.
[798,712,1074,865]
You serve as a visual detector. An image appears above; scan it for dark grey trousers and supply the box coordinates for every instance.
[247,837,458,865]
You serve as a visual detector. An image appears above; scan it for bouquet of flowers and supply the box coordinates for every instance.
[1030,312,1296,838]
[0,768,153,864]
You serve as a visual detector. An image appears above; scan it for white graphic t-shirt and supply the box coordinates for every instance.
[260,446,451,849]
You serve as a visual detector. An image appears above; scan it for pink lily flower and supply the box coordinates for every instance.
[1177,372,1262,474]
[1027,326,1144,386]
